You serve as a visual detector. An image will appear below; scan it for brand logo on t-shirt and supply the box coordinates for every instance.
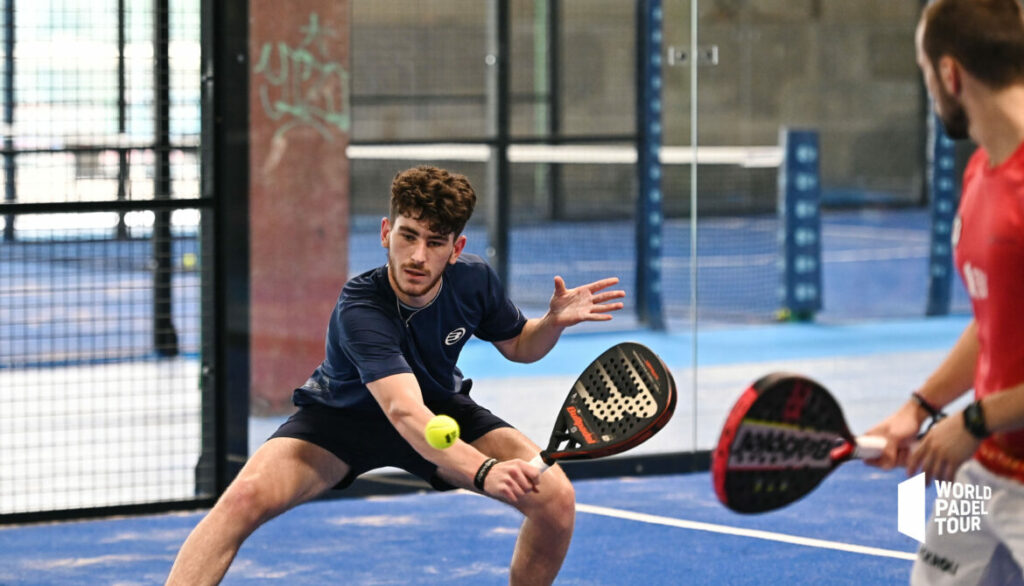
[445,327,467,346]
[962,262,988,299]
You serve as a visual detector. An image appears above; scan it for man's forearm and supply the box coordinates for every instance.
[495,314,564,364]
[388,404,490,480]
[368,374,490,482]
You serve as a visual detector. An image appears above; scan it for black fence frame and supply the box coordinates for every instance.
[0,0,249,525]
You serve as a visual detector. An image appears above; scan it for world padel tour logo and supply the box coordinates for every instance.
[897,473,992,543]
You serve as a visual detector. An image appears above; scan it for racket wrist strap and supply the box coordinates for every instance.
[474,458,498,491]
[911,391,942,419]
[962,400,991,439]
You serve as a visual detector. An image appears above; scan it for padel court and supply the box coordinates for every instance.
[0,315,966,584]
[0,1,989,584]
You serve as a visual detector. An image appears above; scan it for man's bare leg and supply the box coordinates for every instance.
[458,428,576,586]
[165,438,349,586]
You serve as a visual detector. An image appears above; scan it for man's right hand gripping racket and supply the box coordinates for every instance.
[530,342,677,472]
[712,372,888,513]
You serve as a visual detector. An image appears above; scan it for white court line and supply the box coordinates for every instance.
[575,503,917,561]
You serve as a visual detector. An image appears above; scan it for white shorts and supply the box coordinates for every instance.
[911,459,1024,585]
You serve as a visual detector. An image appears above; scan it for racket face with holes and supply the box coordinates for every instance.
[541,342,676,463]
[712,372,857,513]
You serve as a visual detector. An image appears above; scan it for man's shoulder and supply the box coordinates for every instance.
[452,253,499,277]
[340,266,392,312]
[343,265,386,294]
[964,147,988,186]
[448,253,498,289]
[454,252,490,270]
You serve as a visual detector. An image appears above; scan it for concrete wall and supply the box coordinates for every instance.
[348,0,927,220]
[682,1,925,204]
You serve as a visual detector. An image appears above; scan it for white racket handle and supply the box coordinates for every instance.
[529,454,550,473]
[853,435,887,459]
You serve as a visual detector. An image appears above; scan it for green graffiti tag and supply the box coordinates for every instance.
[253,13,350,141]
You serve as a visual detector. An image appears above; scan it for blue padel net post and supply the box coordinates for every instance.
[635,0,664,330]
[778,128,822,320]
[926,114,958,316]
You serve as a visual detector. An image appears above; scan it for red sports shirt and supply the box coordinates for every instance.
[955,142,1024,476]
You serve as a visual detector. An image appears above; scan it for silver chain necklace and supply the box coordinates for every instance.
[395,278,443,328]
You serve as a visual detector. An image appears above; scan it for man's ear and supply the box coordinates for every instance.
[449,234,467,264]
[380,217,391,249]
[938,55,961,96]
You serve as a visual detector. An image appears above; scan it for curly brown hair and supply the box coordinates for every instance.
[389,166,477,237]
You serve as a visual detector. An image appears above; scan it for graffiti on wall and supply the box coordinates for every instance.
[253,13,349,143]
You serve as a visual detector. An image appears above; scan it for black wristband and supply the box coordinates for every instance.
[912,391,947,432]
[474,458,498,491]
[962,400,991,439]
[911,391,942,419]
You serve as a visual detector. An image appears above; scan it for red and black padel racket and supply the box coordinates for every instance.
[530,342,677,472]
[712,372,885,513]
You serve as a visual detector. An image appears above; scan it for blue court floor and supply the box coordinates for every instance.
[0,315,975,585]
[0,465,918,585]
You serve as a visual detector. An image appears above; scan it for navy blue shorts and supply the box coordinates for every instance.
[269,381,512,491]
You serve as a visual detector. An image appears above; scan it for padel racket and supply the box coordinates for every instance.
[712,372,886,513]
[530,342,676,472]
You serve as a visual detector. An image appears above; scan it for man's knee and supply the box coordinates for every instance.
[215,474,286,530]
[549,473,575,510]
[527,470,576,531]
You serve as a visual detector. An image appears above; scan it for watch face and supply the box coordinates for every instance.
[964,401,990,439]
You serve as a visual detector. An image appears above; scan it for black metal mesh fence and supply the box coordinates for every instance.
[0,0,210,518]
[348,1,940,324]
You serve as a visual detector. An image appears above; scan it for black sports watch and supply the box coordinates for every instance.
[962,400,991,439]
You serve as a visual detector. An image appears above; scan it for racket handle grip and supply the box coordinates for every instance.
[853,435,887,459]
[529,454,550,473]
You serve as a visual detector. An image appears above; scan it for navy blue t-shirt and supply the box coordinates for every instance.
[292,253,527,410]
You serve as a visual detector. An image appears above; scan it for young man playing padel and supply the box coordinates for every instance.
[866,0,1024,583]
[166,165,625,585]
